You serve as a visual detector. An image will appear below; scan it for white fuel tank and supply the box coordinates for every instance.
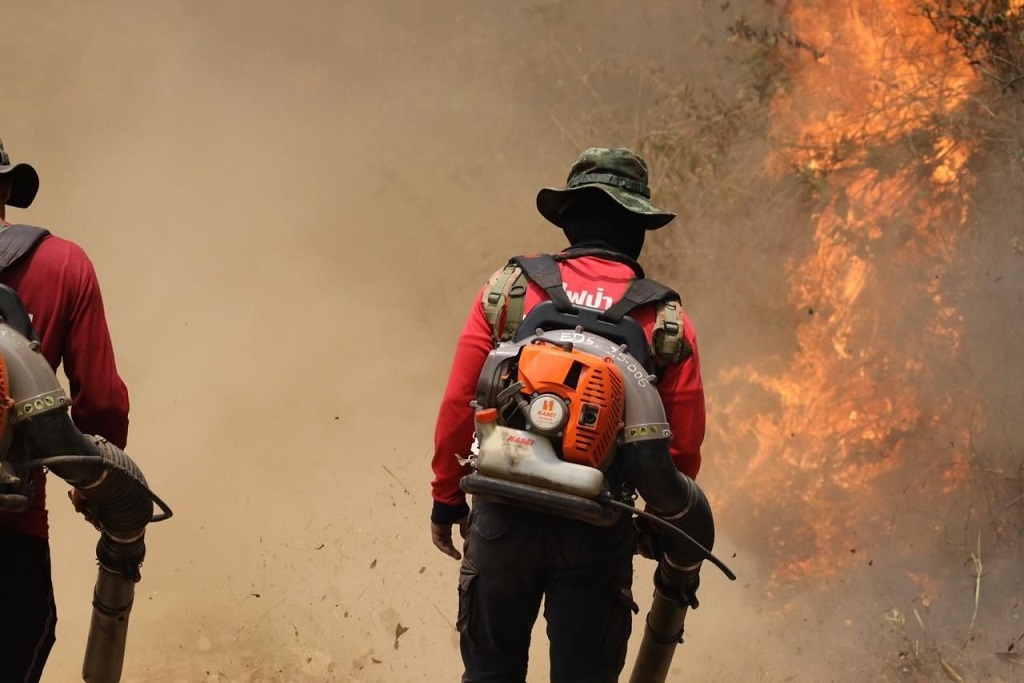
[474,409,604,499]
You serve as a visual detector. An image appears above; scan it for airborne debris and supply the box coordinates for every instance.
[394,623,409,649]
[381,463,412,496]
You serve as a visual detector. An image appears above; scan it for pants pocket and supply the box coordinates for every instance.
[471,503,513,541]
[600,584,636,672]
[456,567,477,643]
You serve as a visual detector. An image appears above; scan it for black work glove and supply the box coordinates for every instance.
[0,462,31,512]
[634,516,664,561]
[0,492,31,512]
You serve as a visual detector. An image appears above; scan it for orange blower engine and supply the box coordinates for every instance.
[464,334,630,526]
[510,340,625,470]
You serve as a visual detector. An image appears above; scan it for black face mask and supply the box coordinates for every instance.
[558,192,649,259]
[561,208,646,261]
[563,227,645,260]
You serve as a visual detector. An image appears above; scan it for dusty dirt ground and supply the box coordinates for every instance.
[4,2,754,681]
[5,1,1022,681]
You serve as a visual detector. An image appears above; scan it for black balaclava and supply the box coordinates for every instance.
[559,192,647,260]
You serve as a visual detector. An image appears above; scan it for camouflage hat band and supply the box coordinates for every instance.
[567,172,651,199]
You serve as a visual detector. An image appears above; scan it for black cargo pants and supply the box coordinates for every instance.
[0,528,58,683]
[457,500,637,683]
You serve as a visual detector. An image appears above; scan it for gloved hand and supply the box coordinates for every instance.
[0,492,31,512]
[634,516,664,560]
[655,561,701,609]
[0,461,31,512]
[68,488,102,530]
[431,516,468,561]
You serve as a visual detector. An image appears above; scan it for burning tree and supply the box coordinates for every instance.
[630,0,1024,679]
[716,0,983,581]
[535,1,1023,676]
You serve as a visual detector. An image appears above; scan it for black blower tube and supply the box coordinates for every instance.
[18,411,153,550]
[18,410,160,683]
[623,440,715,597]
[622,440,715,683]
[629,588,688,683]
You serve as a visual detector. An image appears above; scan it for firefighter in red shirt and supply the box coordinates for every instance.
[431,148,706,682]
[0,137,130,683]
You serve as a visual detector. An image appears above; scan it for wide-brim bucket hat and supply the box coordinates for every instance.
[0,138,40,209]
[537,147,675,230]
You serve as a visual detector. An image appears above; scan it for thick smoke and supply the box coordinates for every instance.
[4,1,757,681]
[5,0,1020,681]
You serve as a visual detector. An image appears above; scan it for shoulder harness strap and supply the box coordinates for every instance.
[0,224,50,275]
[511,254,574,311]
[652,298,692,367]
[601,278,676,323]
[602,277,692,368]
[482,253,577,343]
[482,261,528,342]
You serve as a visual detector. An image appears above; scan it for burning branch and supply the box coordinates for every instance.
[728,16,827,60]
[919,1,1024,92]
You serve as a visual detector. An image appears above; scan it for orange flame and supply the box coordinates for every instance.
[714,0,979,581]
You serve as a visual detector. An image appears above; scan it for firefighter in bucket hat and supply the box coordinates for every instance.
[0,135,131,683]
[431,148,712,682]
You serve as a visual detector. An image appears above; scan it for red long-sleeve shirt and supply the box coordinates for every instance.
[0,228,130,539]
[431,255,705,518]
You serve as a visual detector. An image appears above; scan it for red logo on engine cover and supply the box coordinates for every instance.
[506,435,535,446]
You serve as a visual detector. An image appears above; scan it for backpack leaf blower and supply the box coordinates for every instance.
[462,324,735,682]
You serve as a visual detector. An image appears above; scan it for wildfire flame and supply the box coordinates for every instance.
[714,0,983,581]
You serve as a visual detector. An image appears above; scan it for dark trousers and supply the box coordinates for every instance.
[0,528,57,683]
[457,501,636,683]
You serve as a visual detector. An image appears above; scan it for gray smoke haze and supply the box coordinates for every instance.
[3,2,764,681]
[5,0,1021,681]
